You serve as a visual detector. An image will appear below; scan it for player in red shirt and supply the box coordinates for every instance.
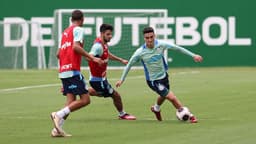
[50,10,103,137]
[88,24,136,120]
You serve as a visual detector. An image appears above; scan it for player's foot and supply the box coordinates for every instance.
[151,106,162,121]
[51,128,72,137]
[189,115,198,123]
[119,113,136,120]
[50,112,65,134]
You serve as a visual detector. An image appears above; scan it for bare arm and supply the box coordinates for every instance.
[108,52,128,65]
[56,48,60,59]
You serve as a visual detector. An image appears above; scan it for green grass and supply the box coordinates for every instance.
[0,67,256,144]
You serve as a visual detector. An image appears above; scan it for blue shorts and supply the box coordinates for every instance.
[89,79,114,97]
[146,74,170,97]
[61,74,88,96]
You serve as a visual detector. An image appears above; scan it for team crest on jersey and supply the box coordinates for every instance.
[156,46,162,53]
[157,83,165,91]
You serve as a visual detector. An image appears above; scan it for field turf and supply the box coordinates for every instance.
[0,67,255,144]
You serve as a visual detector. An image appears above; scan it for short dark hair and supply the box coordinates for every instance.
[71,10,83,21]
[143,27,154,34]
[100,24,113,33]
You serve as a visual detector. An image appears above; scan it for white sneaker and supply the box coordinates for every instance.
[50,112,65,135]
[51,128,72,137]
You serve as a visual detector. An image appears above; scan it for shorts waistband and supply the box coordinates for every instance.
[89,76,106,81]
[59,70,81,78]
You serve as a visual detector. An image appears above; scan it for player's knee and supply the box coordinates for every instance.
[80,97,90,106]
[166,93,177,101]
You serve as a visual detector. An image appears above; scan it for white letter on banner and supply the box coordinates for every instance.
[31,17,54,47]
[202,17,227,45]
[4,17,29,47]
[123,17,148,46]
[176,17,200,46]
[150,17,175,43]
[83,17,95,36]
[228,17,251,45]
[108,17,122,46]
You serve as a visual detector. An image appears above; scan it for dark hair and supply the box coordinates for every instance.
[71,10,83,21]
[100,24,113,33]
[143,27,154,34]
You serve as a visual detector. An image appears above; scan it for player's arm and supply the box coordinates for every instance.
[73,42,94,61]
[108,52,128,65]
[164,41,203,62]
[56,48,60,59]
[73,27,104,65]
[56,38,62,59]
[88,43,108,64]
[116,49,141,87]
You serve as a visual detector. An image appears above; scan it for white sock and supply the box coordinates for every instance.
[59,118,64,127]
[119,111,126,116]
[56,107,70,118]
[154,104,161,112]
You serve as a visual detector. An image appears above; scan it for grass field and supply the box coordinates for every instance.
[0,67,255,144]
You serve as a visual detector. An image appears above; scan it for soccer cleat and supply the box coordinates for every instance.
[119,113,136,120]
[51,128,72,137]
[50,112,65,135]
[151,106,162,121]
[189,115,198,123]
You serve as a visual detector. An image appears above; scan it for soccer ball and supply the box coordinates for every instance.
[176,107,191,121]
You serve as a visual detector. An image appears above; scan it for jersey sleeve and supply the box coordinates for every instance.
[73,27,84,43]
[159,40,196,57]
[89,43,103,57]
[120,48,142,81]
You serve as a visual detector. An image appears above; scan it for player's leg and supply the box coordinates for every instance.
[90,79,136,120]
[151,96,164,121]
[51,93,89,137]
[148,74,171,121]
[88,86,101,97]
[51,93,75,136]
[90,80,124,112]
[111,90,136,120]
[51,94,76,137]
[67,93,90,111]
[111,90,123,112]
[63,94,76,120]
[165,91,183,109]
[150,96,166,121]
[101,79,136,120]
[165,91,198,123]
[51,94,75,137]
[165,87,197,123]
[51,74,90,136]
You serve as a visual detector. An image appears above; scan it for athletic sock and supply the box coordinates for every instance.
[154,104,161,112]
[119,111,126,117]
[59,118,64,127]
[56,107,70,118]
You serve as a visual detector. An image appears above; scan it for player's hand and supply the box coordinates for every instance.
[193,55,203,62]
[120,59,128,65]
[93,57,104,65]
[116,80,123,88]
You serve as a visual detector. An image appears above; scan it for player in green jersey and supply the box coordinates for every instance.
[116,27,203,123]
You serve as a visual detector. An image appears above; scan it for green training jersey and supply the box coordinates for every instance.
[120,39,196,81]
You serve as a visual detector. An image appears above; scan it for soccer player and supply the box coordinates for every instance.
[116,27,203,123]
[88,24,136,120]
[50,10,103,137]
